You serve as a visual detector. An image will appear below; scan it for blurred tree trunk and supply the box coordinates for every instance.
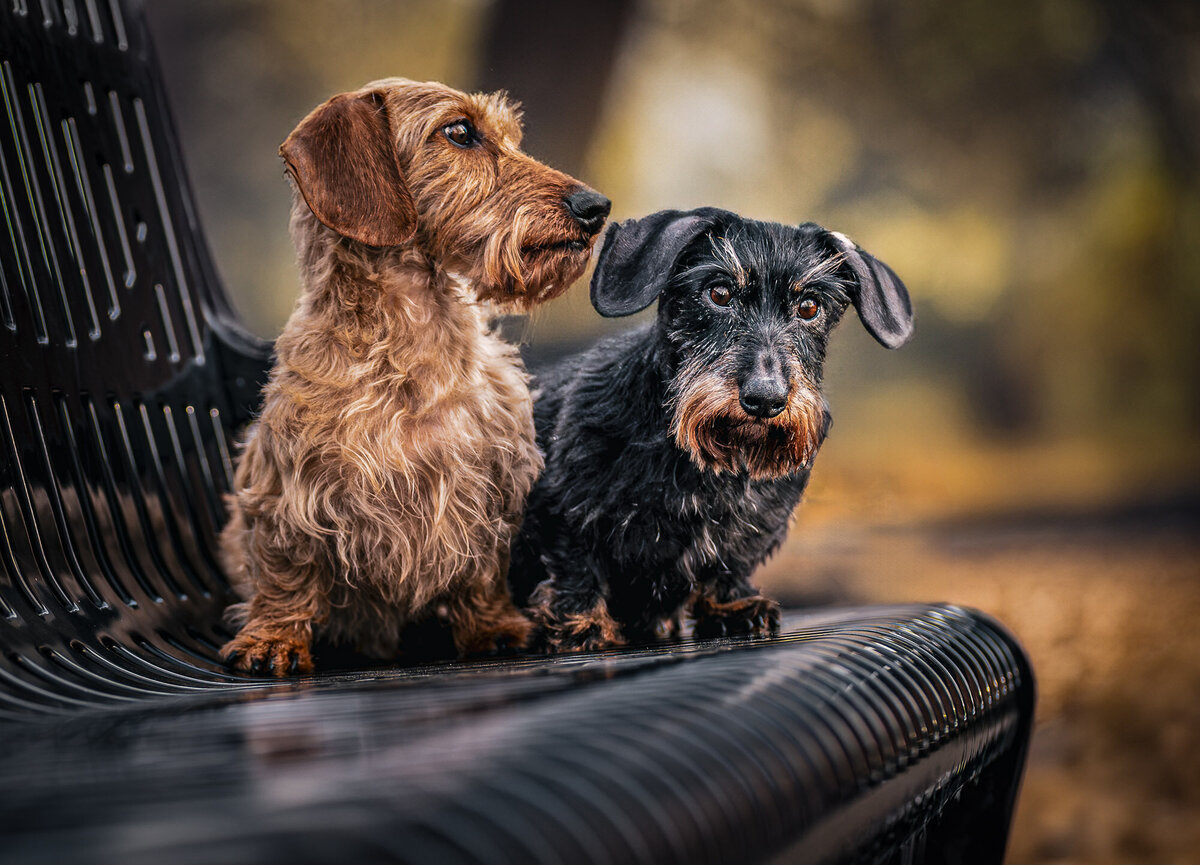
[1102,0,1200,184]
[474,0,636,179]
[1101,0,1200,431]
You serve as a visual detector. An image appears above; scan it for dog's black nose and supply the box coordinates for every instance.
[565,189,611,235]
[739,378,789,419]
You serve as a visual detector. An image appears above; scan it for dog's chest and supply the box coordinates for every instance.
[605,446,806,577]
[300,320,538,599]
[340,325,532,463]
[670,470,804,572]
[598,456,805,626]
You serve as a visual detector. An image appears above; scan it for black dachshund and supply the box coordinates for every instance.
[510,208,913,651]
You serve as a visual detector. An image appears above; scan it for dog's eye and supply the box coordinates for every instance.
[798,298,821,320]
[443,121,477,148]
[709,284,733,307]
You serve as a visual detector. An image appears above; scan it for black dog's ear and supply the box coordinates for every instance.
[827,230,913,348]
[591,208,728,317]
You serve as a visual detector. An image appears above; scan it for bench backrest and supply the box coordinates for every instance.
[0,0,271,716]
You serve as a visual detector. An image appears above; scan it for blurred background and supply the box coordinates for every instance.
[146,1,1199,862]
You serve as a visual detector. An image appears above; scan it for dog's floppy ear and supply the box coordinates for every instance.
[280,90,417,247]
[827,230,913,348]
[591,208,728,317]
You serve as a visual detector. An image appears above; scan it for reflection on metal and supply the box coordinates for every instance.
[0,3,1034,863]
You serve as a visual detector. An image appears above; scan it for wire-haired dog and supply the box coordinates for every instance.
[510,207,912,651]
[219,78,610,675]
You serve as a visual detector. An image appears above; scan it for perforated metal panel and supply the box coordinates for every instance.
[0,0,269,710]
[0,3,1034,863]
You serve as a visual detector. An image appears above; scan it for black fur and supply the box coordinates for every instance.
[511,208,913,651]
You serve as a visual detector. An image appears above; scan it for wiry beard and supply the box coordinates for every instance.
[481,235,592,309]
[668,369,827,480]
[439,204,595,311]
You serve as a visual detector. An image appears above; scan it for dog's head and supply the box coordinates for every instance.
[280,78,609,308]
[590,208,913,479]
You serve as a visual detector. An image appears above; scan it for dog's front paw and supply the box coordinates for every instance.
[546,614,627,653]
[455,611,533,657]
[692,594,781,640]
[527,589,625,653]
[221,629,314,677]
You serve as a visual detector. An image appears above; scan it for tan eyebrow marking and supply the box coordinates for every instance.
[793,252,846,291]
[710,235,748,288]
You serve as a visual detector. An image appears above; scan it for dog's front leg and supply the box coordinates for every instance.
[525,559,625,653]
[219,534,328,676]
[444,566,533,657]
[689,575,781,639]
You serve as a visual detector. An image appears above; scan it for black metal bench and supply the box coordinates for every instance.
[0,2,1034,862]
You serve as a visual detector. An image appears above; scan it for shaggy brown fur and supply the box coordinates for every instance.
[220,79,607,675]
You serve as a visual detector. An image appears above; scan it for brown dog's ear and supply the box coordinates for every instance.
[280,91,416,247]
